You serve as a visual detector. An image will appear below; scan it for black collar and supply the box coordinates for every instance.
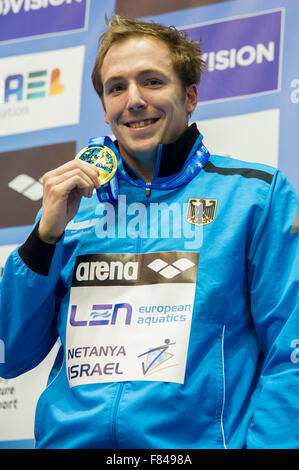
[158,123,199,177]
[114,123,199,181]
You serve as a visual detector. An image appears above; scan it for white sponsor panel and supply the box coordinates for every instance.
[194,108,279,167]
[67,285,195,387]
[0,46,85,135]
[66,252,198,387]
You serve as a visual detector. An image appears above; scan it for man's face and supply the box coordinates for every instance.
[101,35,197,164]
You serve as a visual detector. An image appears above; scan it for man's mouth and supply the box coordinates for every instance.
[124,118,160,129]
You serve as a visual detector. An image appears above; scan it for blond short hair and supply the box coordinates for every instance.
[91,15,205,102]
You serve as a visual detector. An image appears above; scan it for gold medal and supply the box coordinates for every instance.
[75,145,117,185]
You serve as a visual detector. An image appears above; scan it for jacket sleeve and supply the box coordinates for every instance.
[0,222,65,379]
[246,170,299,448]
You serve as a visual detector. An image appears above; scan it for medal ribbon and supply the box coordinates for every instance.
[87,135,210,203]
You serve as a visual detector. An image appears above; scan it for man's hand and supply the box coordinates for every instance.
[38,160,100,244]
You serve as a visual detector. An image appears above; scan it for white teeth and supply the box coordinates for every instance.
[128,119,156,128]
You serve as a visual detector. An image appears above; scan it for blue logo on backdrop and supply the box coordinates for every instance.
[182,9,283,103]
[0,0,88,43]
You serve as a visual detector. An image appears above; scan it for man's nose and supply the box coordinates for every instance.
[126,83,146,111]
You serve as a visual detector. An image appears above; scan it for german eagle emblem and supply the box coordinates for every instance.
[186,198,217,227]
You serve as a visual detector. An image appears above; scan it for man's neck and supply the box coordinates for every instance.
[118,144,157,183]
[115,124,200,183]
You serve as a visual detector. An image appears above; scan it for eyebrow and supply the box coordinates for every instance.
[103,75,124,89]
[103,69,168,89]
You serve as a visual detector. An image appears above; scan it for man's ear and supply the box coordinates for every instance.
[185,84,198,114]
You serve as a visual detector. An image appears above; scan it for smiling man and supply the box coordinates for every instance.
[0,16,298,450]
[100,34,198,181]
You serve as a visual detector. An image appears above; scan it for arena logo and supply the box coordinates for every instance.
[75,260,139,282]
[8,173,43,201]
[182,9,283,102]
[0,142,76,228]
[147,258,195,280]
[0,0,88,43]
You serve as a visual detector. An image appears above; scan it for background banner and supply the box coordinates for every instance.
[0,0,298,448]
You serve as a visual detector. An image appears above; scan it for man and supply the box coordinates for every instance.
[0,15,298,449]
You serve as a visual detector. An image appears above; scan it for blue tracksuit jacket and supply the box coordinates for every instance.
[0,125,298,449]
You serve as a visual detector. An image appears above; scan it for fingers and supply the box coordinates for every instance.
[44,169,93,197]
[43,160,101,191]
[38,160,102,244]
[42,160,101,199]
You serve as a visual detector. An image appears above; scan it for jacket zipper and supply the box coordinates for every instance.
[111,185,150,447]
[137,184,151,253]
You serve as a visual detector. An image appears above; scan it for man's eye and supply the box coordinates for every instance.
[109,85,123,94]
[144,79,163,87]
